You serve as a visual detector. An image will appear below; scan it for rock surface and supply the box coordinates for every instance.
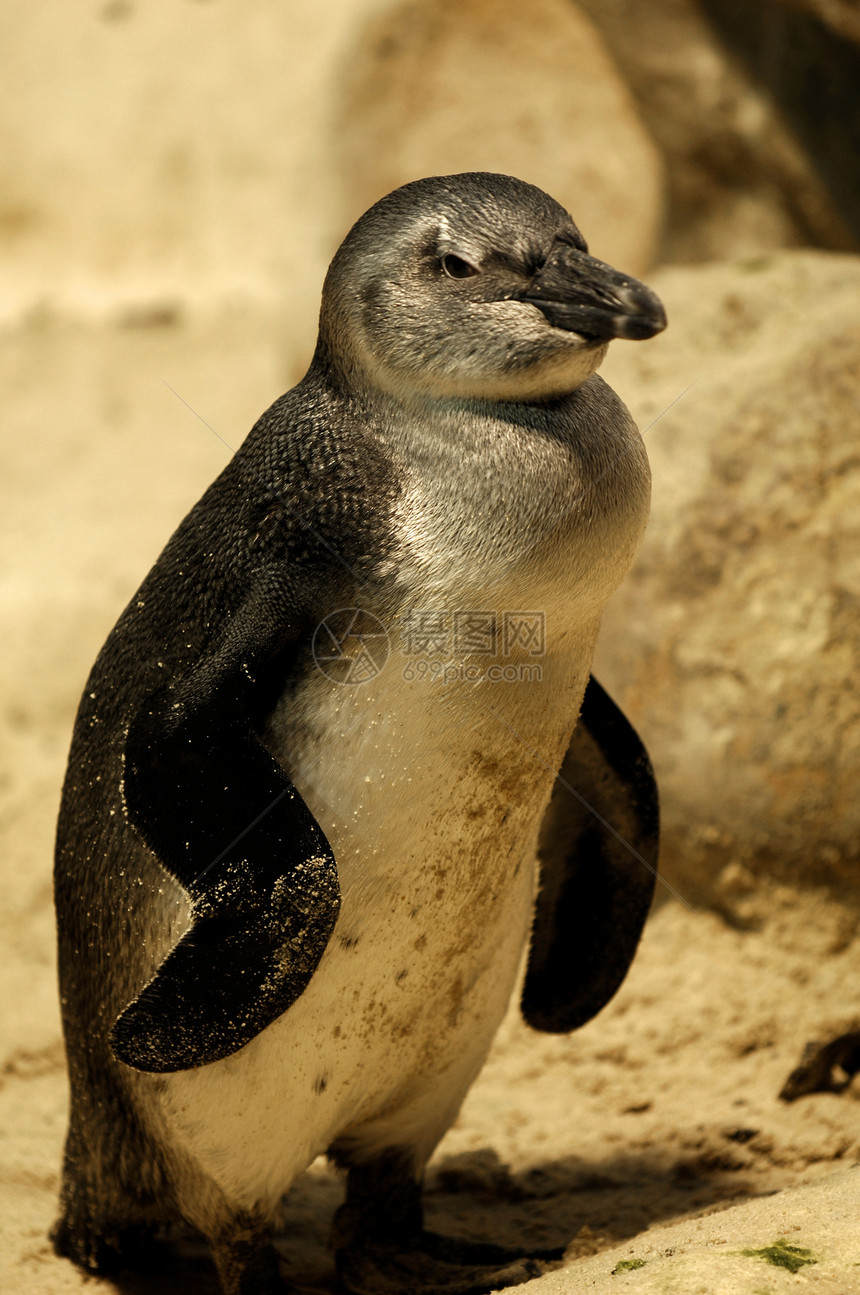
[332,0,664,275]
[594,249,860,914]
[0,0,394,331]
[578,0,857,262]
[702,0,860,249]
[527,1166,860,1293]
[775,0,860,44]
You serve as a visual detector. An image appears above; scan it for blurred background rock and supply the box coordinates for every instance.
[2,0,860,1001]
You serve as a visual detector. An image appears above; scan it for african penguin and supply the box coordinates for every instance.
[53,172,664,1295]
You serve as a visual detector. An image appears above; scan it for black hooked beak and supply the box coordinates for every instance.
[520,241,667,343]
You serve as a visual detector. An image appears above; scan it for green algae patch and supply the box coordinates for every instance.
[737,1238,818,1273]
[611,1258,648,1274]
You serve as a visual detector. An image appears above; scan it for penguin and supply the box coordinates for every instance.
[52,172,664,1295]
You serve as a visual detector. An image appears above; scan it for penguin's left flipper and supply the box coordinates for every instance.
[521,675,659,1033]
[110,584,340,1074]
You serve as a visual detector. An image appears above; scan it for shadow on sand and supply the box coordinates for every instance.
[104,1139,767,1294]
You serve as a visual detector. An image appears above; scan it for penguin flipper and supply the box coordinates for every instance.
[521,675,659,1033]
[111,587,339,1074]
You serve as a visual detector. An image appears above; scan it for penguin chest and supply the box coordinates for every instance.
[154,624,590,1215]
[273,590,601,996]
[261,609,599,1105]
[267,653,568,1071]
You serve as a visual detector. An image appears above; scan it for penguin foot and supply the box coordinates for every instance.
[50,1210,155,1276]
[210,1224,286,1295]
[337,1233,555,1295]
[333,1152,561,1294]
[411,1231,563,1268]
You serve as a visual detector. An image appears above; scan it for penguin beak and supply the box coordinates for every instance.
[519,242,667,343]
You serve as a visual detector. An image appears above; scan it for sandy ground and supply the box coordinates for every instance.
[2,313,860,1293]
[3,884,860,1292]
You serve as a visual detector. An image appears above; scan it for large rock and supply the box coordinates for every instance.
[529,1167,860,1293]
[332,0,664,275]
[522,1167,860,1293]
[592,250,860,916]
[0,0,391,333]
[577,0,857,263]
[702,0,860,250]
[772,0,860,45]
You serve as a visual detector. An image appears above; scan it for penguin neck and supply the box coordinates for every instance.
[378,381,647,623]
[303,344,650,623]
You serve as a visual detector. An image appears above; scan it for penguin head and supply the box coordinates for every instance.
[318,172,666,404]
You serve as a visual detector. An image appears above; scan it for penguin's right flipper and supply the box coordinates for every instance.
[521,675,659,1033]
[110,583,339,1074]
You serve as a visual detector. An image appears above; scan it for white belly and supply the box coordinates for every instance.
[152,608,599,1218]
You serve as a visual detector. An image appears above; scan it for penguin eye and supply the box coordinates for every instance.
[440,254,479,280]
